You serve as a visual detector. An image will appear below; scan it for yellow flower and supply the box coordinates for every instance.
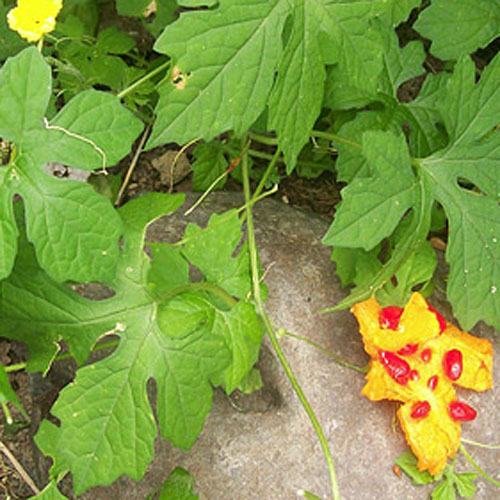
[352,292,493,476]
[7,0,63,43]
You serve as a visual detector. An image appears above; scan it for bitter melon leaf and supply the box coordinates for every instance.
[30,482,69,500]
[395,450,435,486]
[420,55,500,329]
[0,47,143,282]
[377,21,425,98]
[148,244,189,293]
[333,110,398,183]
[158,292,262,393]
[323,5,384,110]
[268,0,333,169]
[439,55,500,146]
[7,192,259,495]
[147,0,290,149]
[191,141,228,191]
[181,211,252,299]
[116,0,151,17]
[414,0,500,60]
[156,467,199,500]
[402,72,449,156]
[0,47,49,144]
[384,0,421,25]
[331,246,381,288]
[323,131,416,250]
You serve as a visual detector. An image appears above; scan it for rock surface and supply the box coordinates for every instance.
[46,193,499,499]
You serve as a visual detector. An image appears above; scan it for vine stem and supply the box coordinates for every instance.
[310,130,362,150]
[117,60,170,100]
[284,331,368,374]
[241,139,341,500]
[460,443,500,488]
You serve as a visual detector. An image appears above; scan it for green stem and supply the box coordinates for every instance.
[460,443,500,488]
[241,139,341,500]
[461,437,500,450]
[248,131,278,146]
[285,331,368,374]
[172,184,278,248]
[311,130,362,150]
[117,60,170,99]
[1,402,12,425]
[251,148,281,202]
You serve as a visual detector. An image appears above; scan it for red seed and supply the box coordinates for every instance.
[379,306,404,330]
[427,305,447,333]
[397,343,419,356]
[449,401,477,422]
[443,349,463,381]
[427,375,439,391]
[379,350,410,385]
[420,348,432,363]
[409,370,420,382]
[411,401,431,419]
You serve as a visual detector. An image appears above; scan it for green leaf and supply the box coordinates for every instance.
[402,72,449,156]
[331,246,381,288]
[157,467,199,500]
[323,131,416,250]
[420,55,500,330]
[268,0,332,169]
[191,141,228,191]
[395,450,436,485]
[431,478,457,500]
[147,0,290,149]
[332,110,397,183]
[3,192,263,496]
[182,211,252,299]
[453,472,477,498]
[96,26,135,55]
[148,244,189,294]
[116,0,151,16]
[143,0,179,38]
[377,19,425,97]
[0,48,143,282]
[414,0,500,60]
[440,56,500,145]
[30,482,69,500]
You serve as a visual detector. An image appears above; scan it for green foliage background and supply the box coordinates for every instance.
[0,0,499,498]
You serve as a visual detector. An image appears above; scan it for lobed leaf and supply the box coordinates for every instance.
[0,48,143,282]
[415,0,500,60]
[148,0,290,148]
[323,131,416,250]
[3,193,264,495]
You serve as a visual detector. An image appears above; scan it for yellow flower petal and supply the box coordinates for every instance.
[398,396,460,476]
[351,293,442,355]
[7,0,63,43]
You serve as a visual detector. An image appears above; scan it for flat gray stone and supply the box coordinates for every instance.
[55,193,499,499]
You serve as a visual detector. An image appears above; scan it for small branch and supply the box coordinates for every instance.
[117,60,170,100]
[460,443,500,488]
[311,130,362,150]
[0,440,40,495]
[284,331,368,374]
[115,124,151,206]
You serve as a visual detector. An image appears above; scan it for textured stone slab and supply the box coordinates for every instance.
[67,193,499,499]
